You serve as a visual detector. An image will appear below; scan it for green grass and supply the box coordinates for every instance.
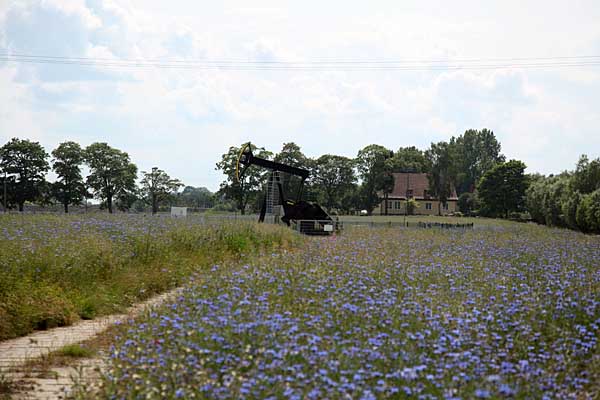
[56,344,95,358]
[338,214,507,225]
[0,214,302,340]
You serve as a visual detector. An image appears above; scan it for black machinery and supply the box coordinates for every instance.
[236,142,337,235]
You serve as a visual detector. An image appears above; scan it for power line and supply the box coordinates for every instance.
[1,53,600,71]
[3,52,600,63]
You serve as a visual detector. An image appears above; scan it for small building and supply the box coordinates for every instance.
[375,172,458,216]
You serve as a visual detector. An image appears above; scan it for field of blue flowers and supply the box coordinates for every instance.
[102,223,599,399]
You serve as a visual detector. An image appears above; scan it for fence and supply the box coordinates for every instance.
[291,219,343,235]
[342,220,474,230]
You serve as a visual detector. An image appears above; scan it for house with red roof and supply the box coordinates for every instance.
[374,172,458,215]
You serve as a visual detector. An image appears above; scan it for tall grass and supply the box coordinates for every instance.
[0,214,302,340]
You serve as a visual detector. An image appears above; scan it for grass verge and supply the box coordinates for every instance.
[0,214,302,340]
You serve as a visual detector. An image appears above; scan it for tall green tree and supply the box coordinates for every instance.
[356,144,393,215]
[51,141,87,213]
[216,144,273,214]
[478,160,528,218]
[85,143,138,213]
[389,146,430,173]
[0,138,49,211]
[273,142,311,199]
[450,129,505,194]
[570,155,600,194]
[313,154,356,211]
[140,167,183,214]
[425,141,455,215]
[379,158,396,215]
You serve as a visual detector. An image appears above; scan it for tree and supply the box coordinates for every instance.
[378,158,396,216]
[478,160,528,218]
[115,182,139,212]
[389,146,430,173]
[562,191,582,230]
[85,143,138,213]
[0,138,49,211]
[313,154,357,211]
[570,155,600,194]
[51,141,87,213]
[355,144,393,215]
[140,167,183,214]
[457,192,478,215]
[216,144,273,215]
[273,142,311,199]
[541,175,570,226]
[425,141,455,216]
[178,186,214,209]
[450,129,505,194]
[406,198,420,215]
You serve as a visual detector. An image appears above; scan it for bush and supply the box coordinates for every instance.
[562,191,582,230]
[577,189,600,233]
[457,192,477,215]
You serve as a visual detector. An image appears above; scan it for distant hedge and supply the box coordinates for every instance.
[526,155,600,233]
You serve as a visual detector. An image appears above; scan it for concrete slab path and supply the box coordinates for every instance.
[0,288,182,399]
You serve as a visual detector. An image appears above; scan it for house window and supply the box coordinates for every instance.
[394,201,401,210]
[425,203,432,210]
[406,189,413,198]
[443,203,449,210]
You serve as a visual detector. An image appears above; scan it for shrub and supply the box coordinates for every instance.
[579,189,600,232]
[562,191,582,230]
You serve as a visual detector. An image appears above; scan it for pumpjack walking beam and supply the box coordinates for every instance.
[236,142,309,203]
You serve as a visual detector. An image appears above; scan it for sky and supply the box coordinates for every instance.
[1,0,599,191]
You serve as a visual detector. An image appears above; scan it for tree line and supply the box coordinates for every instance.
[0,138,213,213]
[526,156,600,233]
[2,134,598,233]
[215,129,509,216]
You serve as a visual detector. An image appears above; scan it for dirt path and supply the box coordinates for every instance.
[0,288,182,399]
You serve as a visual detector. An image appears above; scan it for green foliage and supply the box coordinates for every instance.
[478,160,528,218]
[450,129,505,194]
[525,155,600,233]
[177,186,214,209]
[425,141,455,215]
[406,198,419,215]
[561,191,582,230]
[51,141,87,213]
[571,155,600,194]
[57,344,95,358]
[216,144,273,215]
[356,144,393,215]
[576,189,600,232]
[389,146,430,172]
[313,154,357,212]
[85,143,138,213]
[457,192,478,215]
[140,167,183,214]
[273,142,311,200]
[0,138,50,211]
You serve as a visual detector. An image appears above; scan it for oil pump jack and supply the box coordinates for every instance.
[236,142,337,235]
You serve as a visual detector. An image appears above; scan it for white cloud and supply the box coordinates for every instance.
[1,0,600,189]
